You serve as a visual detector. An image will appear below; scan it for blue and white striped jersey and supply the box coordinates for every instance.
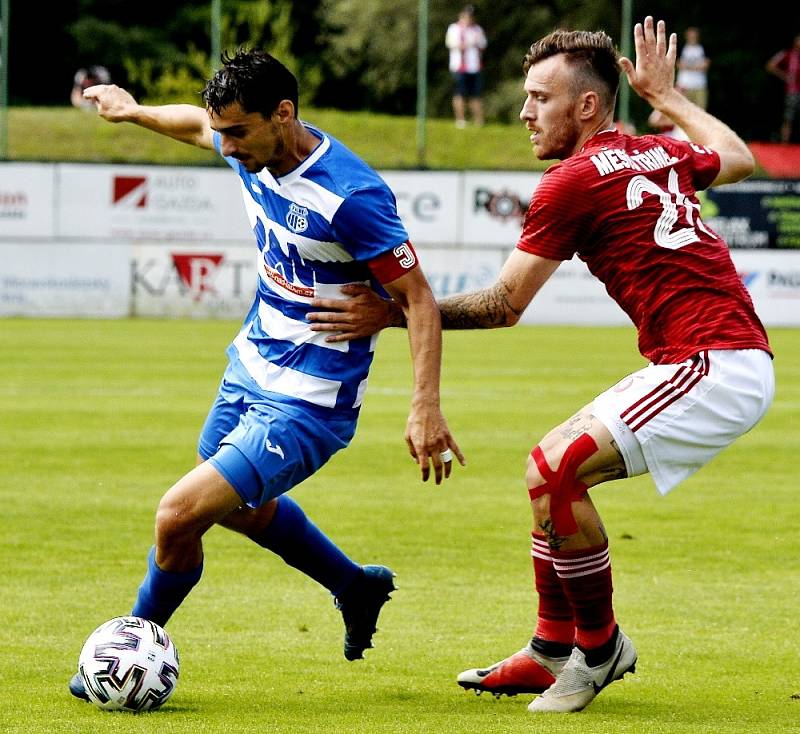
[214,124,408,416]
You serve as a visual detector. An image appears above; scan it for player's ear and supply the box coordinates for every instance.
[273,99,296,123]
[578,90,600,120]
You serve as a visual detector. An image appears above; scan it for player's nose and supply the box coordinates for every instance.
[219,135,238,158]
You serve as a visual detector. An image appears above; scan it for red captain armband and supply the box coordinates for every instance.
[368,241,419,285]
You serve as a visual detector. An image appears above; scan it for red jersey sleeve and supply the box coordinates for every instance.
[659,137,721,191]
[515,164,593,261]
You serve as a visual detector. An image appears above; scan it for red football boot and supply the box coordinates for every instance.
[456,642,570,697]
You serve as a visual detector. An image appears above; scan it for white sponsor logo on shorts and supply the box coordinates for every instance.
[265,439,285,460]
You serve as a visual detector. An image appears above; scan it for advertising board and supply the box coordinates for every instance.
[380,171,460,245]
[0,163,56,238]
[0,242,130,317]
[57,164,252,241]
[131,243,257,319]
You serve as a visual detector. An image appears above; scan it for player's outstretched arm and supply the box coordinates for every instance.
[83,84,215,150]
[308,250,559,338]
[381,268,465,485]
[619,17,754,186]
[379,249,559,330]
[436,250,559,329]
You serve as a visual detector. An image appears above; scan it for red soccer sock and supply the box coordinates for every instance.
[531,532,575,645]
[551,541,616,650]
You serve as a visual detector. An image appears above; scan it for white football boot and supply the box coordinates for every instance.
[528,628,637,713]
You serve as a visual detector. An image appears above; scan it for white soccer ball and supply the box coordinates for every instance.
[77,615,180,712]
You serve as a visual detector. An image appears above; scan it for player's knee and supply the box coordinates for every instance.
[154,495,199,548]
[526,450,544,490]
[526,430,601,536]
[525,432,565,488]
[526,440,560,521]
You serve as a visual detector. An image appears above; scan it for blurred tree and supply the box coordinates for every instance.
[317,0,418,111]
[4,0,795,142]
[75,0,321,106]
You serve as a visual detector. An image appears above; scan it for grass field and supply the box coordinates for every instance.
[6,107,552,172]
[4,107,777,176]
[0,320,797,733]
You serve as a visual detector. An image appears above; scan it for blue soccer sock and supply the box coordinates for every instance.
[131,546,203,627]
[252,495,361,597]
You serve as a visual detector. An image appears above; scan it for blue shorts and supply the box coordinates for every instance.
[198,381,356,508]
[453,71,483,98]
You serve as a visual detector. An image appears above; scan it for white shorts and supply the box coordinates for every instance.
[591,349,774,495]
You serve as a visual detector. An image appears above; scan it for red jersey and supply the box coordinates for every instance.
[516,129,771,364]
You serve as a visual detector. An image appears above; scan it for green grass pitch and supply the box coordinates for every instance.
[0,319,797,733]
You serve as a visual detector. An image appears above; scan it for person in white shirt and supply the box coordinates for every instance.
[445,5,488,128]
[676,27,710,109]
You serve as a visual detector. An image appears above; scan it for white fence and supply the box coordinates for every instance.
[1,162,799,326]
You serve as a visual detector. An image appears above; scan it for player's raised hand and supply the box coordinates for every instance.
[619,16,678,106]
[83,84,140,123]
[405,406,465,485]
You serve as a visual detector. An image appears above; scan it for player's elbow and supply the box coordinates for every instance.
[503,308,523,327]
[728,149,756,182]
[714,148,756,186]
[741,149,756,178]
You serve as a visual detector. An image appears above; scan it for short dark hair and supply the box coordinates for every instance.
[523,30,621,115]
[202,49,299,118]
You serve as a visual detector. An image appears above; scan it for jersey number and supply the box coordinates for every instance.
[626,168,716,250]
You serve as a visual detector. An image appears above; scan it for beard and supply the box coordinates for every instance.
[238,125,288,173]
[535,112,581,161]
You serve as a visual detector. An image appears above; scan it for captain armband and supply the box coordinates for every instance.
[368,241,419,285]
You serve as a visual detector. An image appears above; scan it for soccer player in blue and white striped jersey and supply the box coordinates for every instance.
[71,51,462,698]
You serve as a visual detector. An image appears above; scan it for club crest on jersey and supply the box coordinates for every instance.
[286,203,309,234]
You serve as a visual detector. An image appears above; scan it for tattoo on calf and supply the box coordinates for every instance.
[538,518,568,551]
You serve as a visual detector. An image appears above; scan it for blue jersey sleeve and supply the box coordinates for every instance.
[330,187,409,262]
[213,131,240,172]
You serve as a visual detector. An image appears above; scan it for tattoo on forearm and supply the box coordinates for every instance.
[439,279,522,329]
[538,519,568,551]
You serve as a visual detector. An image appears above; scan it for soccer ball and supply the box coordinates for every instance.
[77,615,180,712]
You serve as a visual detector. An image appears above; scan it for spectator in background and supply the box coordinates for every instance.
[676,27,709,110]
[71,65,111,109]
[766,34,800,143]
[445,5,487,128]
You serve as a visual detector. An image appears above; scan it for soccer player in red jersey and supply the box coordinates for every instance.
[308,17,774,713]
